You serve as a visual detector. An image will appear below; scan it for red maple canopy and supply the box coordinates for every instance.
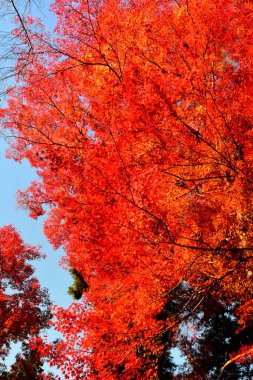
[2,0,253,377]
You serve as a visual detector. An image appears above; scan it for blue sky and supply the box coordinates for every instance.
[1,0,73,371]
[0,141,73,373]
[0,141,72,307]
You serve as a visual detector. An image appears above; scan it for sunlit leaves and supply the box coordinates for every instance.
[2,0,253,377]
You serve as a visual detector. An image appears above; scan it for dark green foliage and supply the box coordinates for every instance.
[176,299,253,379]
[156,283,253,379]
[68,267,88,300]
[157,349,176,380]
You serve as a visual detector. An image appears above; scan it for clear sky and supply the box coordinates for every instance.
[0,141,73,307]
[1,0,73,372]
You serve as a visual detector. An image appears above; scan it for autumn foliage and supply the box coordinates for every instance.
[2,0,253,377]
[0,226,51,368]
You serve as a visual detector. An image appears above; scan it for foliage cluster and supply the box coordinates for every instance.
[1,0,253,378]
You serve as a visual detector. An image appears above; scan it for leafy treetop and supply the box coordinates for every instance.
[2,0,253,378]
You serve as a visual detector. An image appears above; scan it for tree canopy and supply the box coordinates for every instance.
[1,0,253,378]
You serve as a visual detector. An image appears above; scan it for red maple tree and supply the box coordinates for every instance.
[2,0,253,377]
[0,225,51,362]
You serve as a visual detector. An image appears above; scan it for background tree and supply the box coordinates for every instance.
[67,267,88,300]
[155,283,253,379]
[0,225,51,367]
[0,341,54,380]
